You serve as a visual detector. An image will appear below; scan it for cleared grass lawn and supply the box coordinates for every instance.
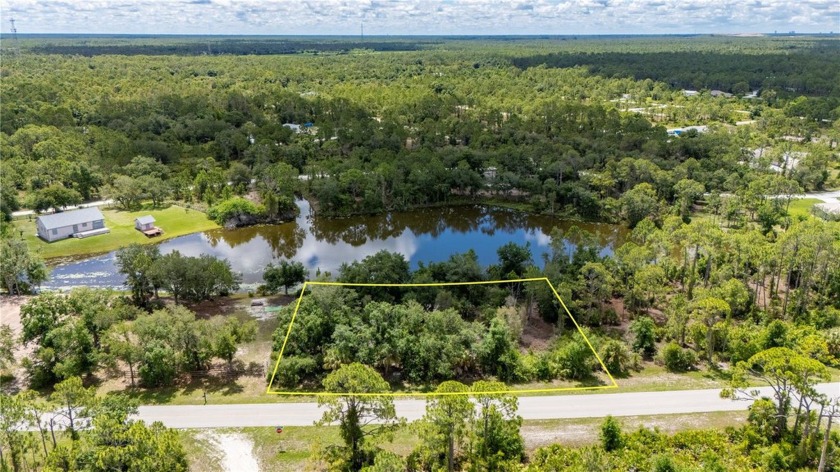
[14,204,219,260]
[787,198,821,219]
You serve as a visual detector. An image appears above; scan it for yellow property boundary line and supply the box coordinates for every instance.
[266,278,618,396]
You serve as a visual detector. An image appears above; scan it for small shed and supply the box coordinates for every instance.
[135,215,163,237]
[135,215,156,231]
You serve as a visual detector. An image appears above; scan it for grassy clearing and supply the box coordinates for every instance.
[14,204,219,260]
[787,198,821,219]
[246,424,420,471]
[210,410,748,469]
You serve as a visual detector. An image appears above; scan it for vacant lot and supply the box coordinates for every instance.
[14,204,219,260]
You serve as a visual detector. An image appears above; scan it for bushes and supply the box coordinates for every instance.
[631,317,657,358]
[661,342,696,372]
[553,337,596,380]
[207,196,265,225]
[599,339,634,376]
[601,415,624,452]
[272,355,319,388]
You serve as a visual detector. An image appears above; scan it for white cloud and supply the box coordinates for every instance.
[0,0,837,34]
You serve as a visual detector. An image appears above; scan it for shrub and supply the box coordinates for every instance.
[553,338,595,380]
[600,415,623,452]
[273,355,319,388]
[207,197,265,224]
[139,342,178,387]
[661,342,696,372]
[631,317,657,357]
[599,339,632,376]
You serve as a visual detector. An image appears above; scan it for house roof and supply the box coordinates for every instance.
[135,215,155,225]
[37,207,105,231]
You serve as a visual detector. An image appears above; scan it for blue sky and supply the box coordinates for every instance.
[1,0,838,35]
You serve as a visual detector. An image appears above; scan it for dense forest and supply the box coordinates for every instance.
[1,34,840,471]
[1,35,839,229]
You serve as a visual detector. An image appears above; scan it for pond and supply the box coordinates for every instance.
[43,200,627,291]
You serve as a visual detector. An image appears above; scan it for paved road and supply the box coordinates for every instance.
[136,383,840,429]
[11,199,114,218]
[802,190,840,204]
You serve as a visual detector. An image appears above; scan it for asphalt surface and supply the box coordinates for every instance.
[11,199,114,218]
[136,383,840,428]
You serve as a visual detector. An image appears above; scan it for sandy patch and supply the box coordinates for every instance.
[199,431,260,472]
[0,295,34,359]
[0,295,29,335]
[522,423,596,449]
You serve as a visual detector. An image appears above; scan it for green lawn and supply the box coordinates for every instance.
[787,198,821,219]
[14,204,220,260]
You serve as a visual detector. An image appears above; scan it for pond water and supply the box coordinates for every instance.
[44,200,626,291]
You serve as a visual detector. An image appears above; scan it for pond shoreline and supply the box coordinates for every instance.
[40,201,627,292]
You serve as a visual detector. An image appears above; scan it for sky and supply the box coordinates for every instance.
[0,0,838,36]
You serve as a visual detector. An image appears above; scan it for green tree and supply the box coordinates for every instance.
[137,175,169,208]
[148,250,190,304]
[258,161,298,199]
[0,238,48,295]
[578,262,615,320]
[317,363,403,471]
[264,260,307,295]
[124,155,170,180]
[20,289,116,387]
[0,325,14,376]
[691,296,731,363]
[494,242,533,279]
[619,182,660,228]
[29,183,83,212]
[723,347,830,441]
[212,316,257,369]
[416,381,474,472]
[673,178,705,221]
[630,316,657,358]
[478,315,520,382]
[116,243,161,307]
[107,175,144,210]
[103,322,143,387]
[51,376,95,440]
[469,380,524,471]
[0,392,27,471]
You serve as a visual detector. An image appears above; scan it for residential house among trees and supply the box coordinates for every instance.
[36,207,109,242]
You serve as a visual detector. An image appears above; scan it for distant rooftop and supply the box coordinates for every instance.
[37,207,105,230]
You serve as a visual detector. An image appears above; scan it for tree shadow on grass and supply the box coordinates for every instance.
[701,363,732,382]
[573,376,611,389]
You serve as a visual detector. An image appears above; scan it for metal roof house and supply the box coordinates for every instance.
[36,207,109,242]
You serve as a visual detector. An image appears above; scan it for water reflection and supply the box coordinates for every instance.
[44,199,626,291]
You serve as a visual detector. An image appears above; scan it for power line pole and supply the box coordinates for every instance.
[9,18,20,55]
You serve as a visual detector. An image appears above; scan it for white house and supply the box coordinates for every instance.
[135,215,156,231]
[36,207,108,242]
